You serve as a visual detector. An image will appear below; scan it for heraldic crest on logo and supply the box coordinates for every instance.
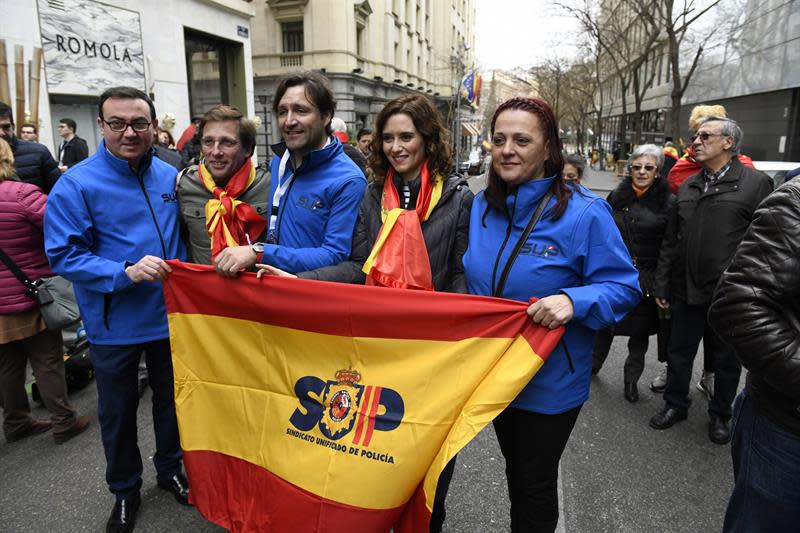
[320,368,364,440]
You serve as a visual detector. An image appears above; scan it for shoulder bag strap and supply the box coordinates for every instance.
[493,191,554,298]
[0,247,38,295]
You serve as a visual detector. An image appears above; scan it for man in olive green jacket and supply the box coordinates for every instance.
[178,105,269,266]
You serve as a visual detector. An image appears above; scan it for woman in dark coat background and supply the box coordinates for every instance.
[592,144,676,402]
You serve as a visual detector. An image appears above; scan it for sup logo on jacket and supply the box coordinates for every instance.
[519,242,560,258]
[290,368,404,447]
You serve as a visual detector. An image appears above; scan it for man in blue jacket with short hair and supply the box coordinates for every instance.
[213,72,366,276]
[44,87,189,533]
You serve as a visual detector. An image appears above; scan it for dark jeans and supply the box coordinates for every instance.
[493,405,582,533]
[663,300,741,419]
[0,328,77,438]
[592,327,649,383]
[90,339,182,499]
[724,391,800,532]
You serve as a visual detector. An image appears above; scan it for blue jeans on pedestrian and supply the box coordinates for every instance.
[723,390,800,532]
[90,339,183,500]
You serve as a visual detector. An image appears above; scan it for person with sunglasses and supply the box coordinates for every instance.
[176,104,269,267]
[591,144,676,403]
[44,87,190,533]
[666,104,755,194]
[649,116,773,445]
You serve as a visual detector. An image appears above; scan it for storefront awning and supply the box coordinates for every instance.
[461,122,481,136]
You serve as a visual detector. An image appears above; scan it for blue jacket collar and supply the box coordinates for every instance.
[271,136,343,174]
[506,175,557,215]
[98,139,155,177]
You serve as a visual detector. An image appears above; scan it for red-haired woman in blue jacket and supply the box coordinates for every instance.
[463,97,641,532]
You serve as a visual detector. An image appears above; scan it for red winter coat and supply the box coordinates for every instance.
[667,148,755,194]
[0,180,54,314]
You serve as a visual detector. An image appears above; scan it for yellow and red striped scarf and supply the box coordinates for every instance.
[362,162,443,290]
[199,159,266,261]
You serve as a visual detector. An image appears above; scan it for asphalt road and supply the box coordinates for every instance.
[1,169,735,532]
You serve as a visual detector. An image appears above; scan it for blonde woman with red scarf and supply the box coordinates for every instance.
[257,93,473,532]
[178,105,269,267]
[591,144,676,402]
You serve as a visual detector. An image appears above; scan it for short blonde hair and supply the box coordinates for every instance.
[0,138,15,181]
[689,105,727,131]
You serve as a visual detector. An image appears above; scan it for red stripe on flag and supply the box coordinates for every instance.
[184,449,427,532]
[352,385,373,446]
[163,261,563,357]
[362,386,383,448]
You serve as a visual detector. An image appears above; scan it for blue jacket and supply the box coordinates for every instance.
[44,141,186,345]
[9,136,61,193]
[266,137,366,273]
[463,176,641,414]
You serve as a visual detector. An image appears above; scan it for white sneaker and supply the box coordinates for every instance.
[696,371,715,401]
[649,363,668,393]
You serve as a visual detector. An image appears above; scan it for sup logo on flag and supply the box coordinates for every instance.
[290,368,404,446]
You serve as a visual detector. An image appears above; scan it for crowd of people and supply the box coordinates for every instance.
[0,70,798,533]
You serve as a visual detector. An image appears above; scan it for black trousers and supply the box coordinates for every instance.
[592,327,650,384]
[429,455,457,533]
[663,300,741,419]
[90,339,183,499]
[493,405,582,533]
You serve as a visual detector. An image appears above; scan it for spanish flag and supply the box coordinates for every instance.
[164,261,562,532]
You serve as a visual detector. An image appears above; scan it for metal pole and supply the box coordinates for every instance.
[455,74,461,172]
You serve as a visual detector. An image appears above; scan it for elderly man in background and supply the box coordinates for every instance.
[649,117,772,445]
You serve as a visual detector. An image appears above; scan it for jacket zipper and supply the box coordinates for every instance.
[275,172,299,244]
[137,175,167,257]
[490,193,518,297]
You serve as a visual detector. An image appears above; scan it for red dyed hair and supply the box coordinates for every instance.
[484,97,570,221]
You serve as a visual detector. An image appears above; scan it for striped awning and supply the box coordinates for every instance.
[461,122,481,136]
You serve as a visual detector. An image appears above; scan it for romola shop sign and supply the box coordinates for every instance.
[37,0,145,95]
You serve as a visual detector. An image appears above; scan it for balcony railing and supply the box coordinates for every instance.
[280,53,304,67]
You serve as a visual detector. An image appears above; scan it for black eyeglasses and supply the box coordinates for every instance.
[691,132,721,143]
[102,118,152,133]
[0,123,14,132]
[630,164,657,172]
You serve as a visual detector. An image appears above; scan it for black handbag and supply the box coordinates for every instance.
[0,248,80,331]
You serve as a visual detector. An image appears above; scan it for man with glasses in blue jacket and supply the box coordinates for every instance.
[44,86,189,533]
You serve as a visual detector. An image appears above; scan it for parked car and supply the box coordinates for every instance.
[458,149,483,175]
[753,161,800,189]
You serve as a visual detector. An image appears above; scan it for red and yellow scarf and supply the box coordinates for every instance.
[199,159,266,261]
[362,162,443,290]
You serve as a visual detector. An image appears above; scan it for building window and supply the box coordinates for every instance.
[185,31,230,117]
[282,21,304,53]
[357,26,364,57]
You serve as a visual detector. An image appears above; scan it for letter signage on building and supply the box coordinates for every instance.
[37,0,145,95]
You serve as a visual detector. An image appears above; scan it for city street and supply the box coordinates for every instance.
[0,170,736,532]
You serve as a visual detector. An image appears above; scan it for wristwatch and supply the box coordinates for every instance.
[251,242,265,254]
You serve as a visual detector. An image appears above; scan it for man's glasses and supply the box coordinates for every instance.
[630,164,657,172]
[0,123,14,132]
[102,118,151,133]
[201,137,240,150]
[691,132,721,143]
